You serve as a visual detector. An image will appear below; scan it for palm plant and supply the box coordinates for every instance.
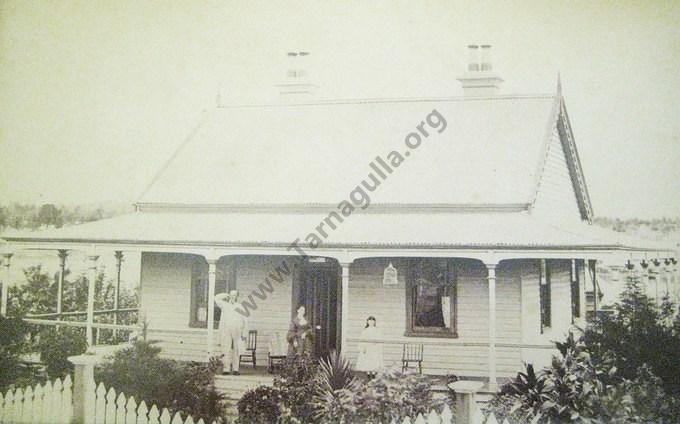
[311,350,360,422]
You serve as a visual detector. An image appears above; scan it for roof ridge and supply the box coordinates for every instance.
[215,94,557,109]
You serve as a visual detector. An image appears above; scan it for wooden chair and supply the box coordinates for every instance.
[239,330,258,369]
[268,331,288,373]
[402,343,424,374]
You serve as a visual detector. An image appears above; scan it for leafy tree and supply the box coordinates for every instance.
[8,266,58,316]
[37,203,62,227]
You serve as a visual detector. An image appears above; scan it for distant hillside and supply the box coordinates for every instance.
[0,202,133,231]
[593,217,680,246]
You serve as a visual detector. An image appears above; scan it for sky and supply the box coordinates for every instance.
[0,0,678,219]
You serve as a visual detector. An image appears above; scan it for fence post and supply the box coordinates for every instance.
[69,353,100,424]
[448,380,485,424]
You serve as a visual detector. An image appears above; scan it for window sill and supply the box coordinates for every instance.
[404,330,458,339]
[188,321,219,329]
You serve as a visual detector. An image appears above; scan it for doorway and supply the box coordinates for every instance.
[292,258,339,358]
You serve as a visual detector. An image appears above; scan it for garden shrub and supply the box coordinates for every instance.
[583,277,680,397]
[36,326,87,379]
[0,313,32,391]
[488,333,680,423]
[312,367,439,423]
[237,386,285,424]
[97,340,228,423]
[273,351,322,423]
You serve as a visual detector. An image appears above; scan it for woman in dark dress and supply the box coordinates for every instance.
[287,305,313,358]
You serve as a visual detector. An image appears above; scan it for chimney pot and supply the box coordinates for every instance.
[467,44,480,72]
[480,44,492,71]
[278,51,316,98]
[457,44,503,96]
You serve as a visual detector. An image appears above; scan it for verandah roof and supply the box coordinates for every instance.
[2,210,672,254]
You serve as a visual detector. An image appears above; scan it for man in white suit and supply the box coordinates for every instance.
[215,290,248,375]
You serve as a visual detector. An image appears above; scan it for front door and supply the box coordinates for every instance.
[293,258,339,358]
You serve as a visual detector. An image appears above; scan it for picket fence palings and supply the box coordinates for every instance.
[195,419,205,424]
[105,386,118,423]
[426,409,440,424]
[137,400,150,424]
[185,416,195,424]
[116,391,127,423]
[34,382,46,424]
[126,396,138,424]
[34,384,45,423]
[159,407,172,424]
[22,385,34,423]
[62,375,73,424]
[15,387,24,422]
[95,382,107,423]
[48,380,60,424]
[171,411,184,424]
[42,381,54,424]
[5,390,16,423]
[148,404,161,424]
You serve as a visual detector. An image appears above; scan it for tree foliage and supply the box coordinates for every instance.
[96,340,228,423]
[488,279,680,423]
[0,314,32,392]
[583,277,680,397]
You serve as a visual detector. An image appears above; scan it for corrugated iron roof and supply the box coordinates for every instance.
[138,95,557,206]
[3,210,670,252]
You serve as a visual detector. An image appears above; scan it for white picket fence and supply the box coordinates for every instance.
[398,403,509,424]
[91,382,217,424]
[0,375,73,424]
[0,377,217,424]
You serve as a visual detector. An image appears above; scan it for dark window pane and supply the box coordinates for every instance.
[413,259,450,329]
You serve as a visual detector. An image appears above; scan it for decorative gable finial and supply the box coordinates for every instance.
[556,72,562,95]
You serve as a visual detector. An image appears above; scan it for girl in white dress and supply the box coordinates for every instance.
[355,316,384,379]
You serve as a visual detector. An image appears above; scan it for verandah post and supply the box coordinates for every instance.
[57,249,68,318]
[1,252,13,316]
[86,254,99,350]
[206,258,218,358]
[113,251,124,327]
[485,262,497,390]
[339,262,351,355]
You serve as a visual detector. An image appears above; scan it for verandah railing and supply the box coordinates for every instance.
[24,307,140,347]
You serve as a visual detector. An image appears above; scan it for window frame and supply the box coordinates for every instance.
[404,258,458,338]
[189,257,237,329]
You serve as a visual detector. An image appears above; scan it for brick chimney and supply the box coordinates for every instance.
[277,51,317,98]
[457,44,503,96]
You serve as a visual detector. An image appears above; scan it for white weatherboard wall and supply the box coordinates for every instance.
[141,254,575,377]
[344,258,523,378]
[531,122,583,224]
[519,259,574,369]
[141,253,293,364]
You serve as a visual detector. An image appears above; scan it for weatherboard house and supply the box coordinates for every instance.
[2,47,675,386]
